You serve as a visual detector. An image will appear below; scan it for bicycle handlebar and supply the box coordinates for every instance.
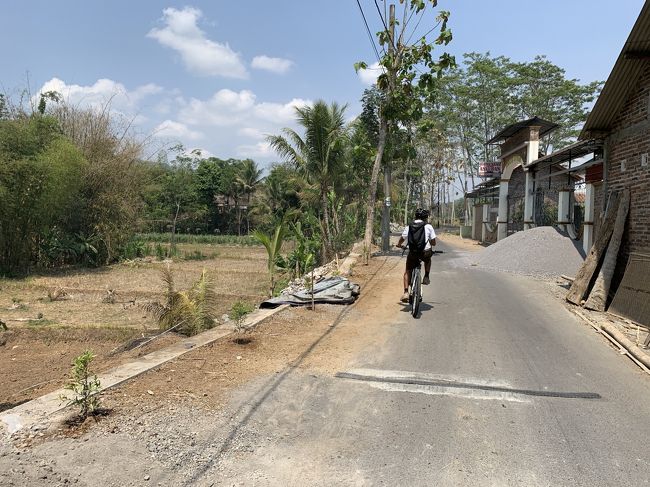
[397,243,443,256]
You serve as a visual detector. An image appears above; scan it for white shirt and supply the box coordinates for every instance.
[401,220,436,251]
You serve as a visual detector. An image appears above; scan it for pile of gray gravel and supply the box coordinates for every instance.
[473,226,585,279]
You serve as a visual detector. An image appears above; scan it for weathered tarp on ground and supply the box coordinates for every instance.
[260,276,360,308]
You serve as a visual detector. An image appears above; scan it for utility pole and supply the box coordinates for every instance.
[381,3,395,253]
[437,172,441,228]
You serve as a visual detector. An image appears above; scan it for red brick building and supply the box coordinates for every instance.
[581,2,650,269]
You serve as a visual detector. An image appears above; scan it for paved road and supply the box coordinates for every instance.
[199,240,650,486]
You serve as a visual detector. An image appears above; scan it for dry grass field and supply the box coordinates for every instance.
[0,242,270,410]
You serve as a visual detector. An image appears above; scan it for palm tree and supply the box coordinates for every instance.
[236,159,262,234]
[267,101,347,258]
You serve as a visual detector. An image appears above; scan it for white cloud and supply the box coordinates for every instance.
[176,89,312,161]
[131,83,164,101]
[179,89,257,126]
[251,55,294,74]
[154,119,204,141]
[358,62,382,86]
[36,77,312,163]
[236,141,273,158]
[254,98,312,124]
[36,77,163,114]
[179,89,311,127]
[238,127,265,139]
[147,7,248,79]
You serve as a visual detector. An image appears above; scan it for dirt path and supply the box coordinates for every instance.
[0,254,405,486]
[436,231,484,252]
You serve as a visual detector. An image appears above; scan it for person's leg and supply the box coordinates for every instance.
[422,250,433,285]
[403,268,411,292]
[402,257,414,302]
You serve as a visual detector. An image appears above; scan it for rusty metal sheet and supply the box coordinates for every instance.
[609,252,650,326]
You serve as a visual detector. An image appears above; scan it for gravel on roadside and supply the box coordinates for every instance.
[472,226,585,279]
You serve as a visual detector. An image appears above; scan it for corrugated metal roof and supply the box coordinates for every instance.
[580,2,650,139]
[467,177,500,199]
[487,116,558,145]
[526,139,603,168]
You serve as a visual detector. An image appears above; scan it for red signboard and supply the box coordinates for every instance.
[478,162,501,178]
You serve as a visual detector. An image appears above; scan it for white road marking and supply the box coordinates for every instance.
[361,381,531,403]
[339,368,531,403]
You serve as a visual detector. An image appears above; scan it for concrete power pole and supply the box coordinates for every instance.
[381,4,395,252]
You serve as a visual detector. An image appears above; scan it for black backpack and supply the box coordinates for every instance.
[408,221,427,253]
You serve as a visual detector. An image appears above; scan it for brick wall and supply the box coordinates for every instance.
[606,62,650,260]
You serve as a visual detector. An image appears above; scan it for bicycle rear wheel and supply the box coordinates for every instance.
[411,267,421,317]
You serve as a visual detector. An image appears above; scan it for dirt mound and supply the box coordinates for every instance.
[473,226,585,278]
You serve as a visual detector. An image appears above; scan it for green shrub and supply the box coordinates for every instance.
[121,239,147,260]
[184,250,202,260]
[230,300,254,333]
[60,350,102,419]
[136,233,258,246]
[155,243,166,260]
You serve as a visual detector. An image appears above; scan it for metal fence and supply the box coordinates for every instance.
[533,188,559,227]
[507,194,525,235]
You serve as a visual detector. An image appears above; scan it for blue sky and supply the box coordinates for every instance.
[0,0,645,165]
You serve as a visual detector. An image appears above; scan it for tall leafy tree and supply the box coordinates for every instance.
[426,52,602,220]
[267,100,348,258]
[355,0,455,253]
[0,114,86,274]
[510,55,603,152]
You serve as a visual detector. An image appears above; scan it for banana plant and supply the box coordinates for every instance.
[253,222,286,297]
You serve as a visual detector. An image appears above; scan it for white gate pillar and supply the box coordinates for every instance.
[523,170,535,230]
[497,179,509,241]
[583,183,595,254]
[471,204,479,240]
[523,139,539,231]
[482,203,490,242]
[558,189,572,232]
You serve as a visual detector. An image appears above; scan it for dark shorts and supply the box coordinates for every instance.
[406,249,433,271]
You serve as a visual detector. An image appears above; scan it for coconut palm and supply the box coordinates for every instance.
[267,100,348,258]
[143,265,218,336]
[236,159,263,234]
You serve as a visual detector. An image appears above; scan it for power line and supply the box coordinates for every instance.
[374,0,396,51]
[355,0,382,64]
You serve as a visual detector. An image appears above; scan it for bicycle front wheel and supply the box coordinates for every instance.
[411,268,421,317]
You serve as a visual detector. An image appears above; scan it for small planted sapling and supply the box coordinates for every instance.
[60,350,102,419]
[230,300,254,343]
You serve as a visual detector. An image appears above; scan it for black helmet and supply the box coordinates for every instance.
[415,208,429,220]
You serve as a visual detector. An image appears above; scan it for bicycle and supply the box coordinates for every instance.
[399,244,422,317]
[399,244,443,318]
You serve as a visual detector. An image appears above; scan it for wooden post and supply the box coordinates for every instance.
[566,191,621,305]
[584,189,630,311]
[311,267,315,311]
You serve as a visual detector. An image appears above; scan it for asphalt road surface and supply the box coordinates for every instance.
[194,240,650,486]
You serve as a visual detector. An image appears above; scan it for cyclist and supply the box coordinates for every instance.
[397,208,436,303]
